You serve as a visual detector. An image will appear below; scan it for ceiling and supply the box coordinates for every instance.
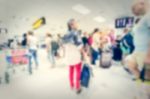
[0,0,138,37]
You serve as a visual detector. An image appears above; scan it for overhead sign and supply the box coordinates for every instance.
[115,17,134,28]
[32,17,46,30]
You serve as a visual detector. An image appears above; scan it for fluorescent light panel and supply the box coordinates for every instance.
[72,4,90,15]
[94,16,106,23]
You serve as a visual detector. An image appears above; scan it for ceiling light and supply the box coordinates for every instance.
[72,4,90,15]
[93,16,106,23]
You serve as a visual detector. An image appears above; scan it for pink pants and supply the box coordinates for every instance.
[69,62,82,90]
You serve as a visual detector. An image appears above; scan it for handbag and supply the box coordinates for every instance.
[80,64,90,88]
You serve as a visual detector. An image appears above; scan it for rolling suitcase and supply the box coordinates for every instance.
[100,50,112,69]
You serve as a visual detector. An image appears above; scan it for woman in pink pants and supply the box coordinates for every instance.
[62,19,83,94]
[64,43,82,94]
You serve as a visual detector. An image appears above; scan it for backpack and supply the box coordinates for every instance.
[51,41,59,51]
[80,64,90,88]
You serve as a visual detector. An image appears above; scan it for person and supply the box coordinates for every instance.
[88,33,93,46]
[129,1,150,98]
[101,33,112,51]
[121,28,135,54]
[45,33,55,68]
[82,44,91,66]
[21,33,27,48]
[91,28,101,65]
[10,36,19,49]
[108,29,116,45]
[27,31,38,74]
[62,19,83,94]
[125,2,150,80]
[82,32,89,47]
[51,35,60,65]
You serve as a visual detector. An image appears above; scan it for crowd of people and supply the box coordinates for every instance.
[2,1,149,97]
[6,14,149,95]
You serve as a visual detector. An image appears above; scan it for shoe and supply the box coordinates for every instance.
[123,67,132,74]
[76,89,82,94]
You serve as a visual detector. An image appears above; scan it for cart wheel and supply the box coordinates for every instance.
[5,72,10,84]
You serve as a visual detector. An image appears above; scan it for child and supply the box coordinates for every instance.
[82,44,91,66]
[81,44,93,87]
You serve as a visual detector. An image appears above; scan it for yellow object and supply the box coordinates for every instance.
[32,17,46,30]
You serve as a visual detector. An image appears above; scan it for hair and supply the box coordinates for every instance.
[47,33,52,37]
[28,31,34,35]
[124,28,129,33]
[132,0,150,16]
[23,33,27,38]
[67,19,75,31]
[93,28,99,33]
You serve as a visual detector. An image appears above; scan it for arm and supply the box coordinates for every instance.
[123,39,130,48]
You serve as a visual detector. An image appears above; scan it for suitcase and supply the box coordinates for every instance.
[100,51,112,69]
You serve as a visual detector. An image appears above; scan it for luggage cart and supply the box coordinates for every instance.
[4,48,29,83]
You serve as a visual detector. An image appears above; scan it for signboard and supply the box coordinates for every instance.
[115,17,134,28]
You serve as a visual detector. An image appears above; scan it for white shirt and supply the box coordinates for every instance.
[133,12,150,52]
[28,35,38,50]
[91,32,100,51]
[103,36,111,51]
[63,43,82,66]
[45,37,52,49]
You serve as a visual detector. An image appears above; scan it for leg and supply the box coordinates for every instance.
[125,55,140,79]
[91,48,98,65]
[69,66,74,89]
[47,51,51,61]
[50,50,55,66]
[33,50,39,68]
[75,62,82,91]
[28,50,33,74]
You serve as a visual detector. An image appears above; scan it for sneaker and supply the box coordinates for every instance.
[76,89,82,94]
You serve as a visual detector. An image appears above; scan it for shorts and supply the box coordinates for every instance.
[125,52,146,70]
